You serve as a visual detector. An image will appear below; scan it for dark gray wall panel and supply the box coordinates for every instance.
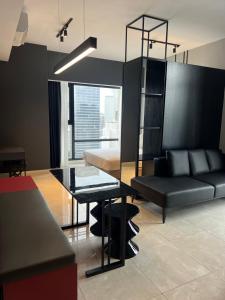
[0,43,50,170]
[121,58,142,162]
[163,62,225,150]
[48,51,123,86]
[0,43,123,170]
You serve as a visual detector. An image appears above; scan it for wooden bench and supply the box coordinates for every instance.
[0,177,77,300]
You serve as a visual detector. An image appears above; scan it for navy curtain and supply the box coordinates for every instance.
[48,81,61,168]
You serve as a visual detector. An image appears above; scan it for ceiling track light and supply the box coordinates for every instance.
[54,0,97,74]
[60,35,64,42]
[146,38,180,53]
[54,37,97,74]
[56,17,73,39]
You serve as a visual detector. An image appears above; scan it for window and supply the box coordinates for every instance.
[68,84,121,160]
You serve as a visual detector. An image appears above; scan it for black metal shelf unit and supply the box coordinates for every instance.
[140,59,167,169]
[121,15,168,177]
[121,57,167,176]
[121,15,225,179]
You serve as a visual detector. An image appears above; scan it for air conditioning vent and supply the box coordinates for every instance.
[13,11,28,47]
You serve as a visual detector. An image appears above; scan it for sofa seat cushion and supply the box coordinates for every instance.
[131,176,214,208]
[194,172,225,198]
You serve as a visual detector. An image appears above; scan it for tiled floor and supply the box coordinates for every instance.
[29,169,225,300]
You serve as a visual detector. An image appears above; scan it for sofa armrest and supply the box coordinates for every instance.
[154,157,169,177]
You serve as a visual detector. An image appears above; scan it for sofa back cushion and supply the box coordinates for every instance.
[189,149,209,176]
[206,149,225,172]
[167,150,190,177]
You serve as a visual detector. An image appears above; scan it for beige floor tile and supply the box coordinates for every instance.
[28,169,225,300]
[164,272,225,300]
[143,219,203,242]
[70,236,101,263]
[139,202,163,223]
[133,202,162,225]
[153,295,168,300]
[185,214,225,241]
[135,226,174,250]
[199,199,225,215]
[78,287,86,300]
[131,242,209,293]
[214,267,225,282]
[172,231,225,271]
[79,262,161,300]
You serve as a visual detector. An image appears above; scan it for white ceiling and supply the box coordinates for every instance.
[0,0,24,61]
[4,0,225,62]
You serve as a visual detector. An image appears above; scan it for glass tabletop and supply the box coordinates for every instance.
[50,166,136,203]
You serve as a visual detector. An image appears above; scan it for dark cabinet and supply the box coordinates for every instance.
[121,58,225,177]
[121,57,167,176]
[163,62,225,150]
[140,59,166,164]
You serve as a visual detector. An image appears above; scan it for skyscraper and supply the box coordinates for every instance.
[74,85,101,159]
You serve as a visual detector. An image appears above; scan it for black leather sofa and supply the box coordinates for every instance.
[131,149,225,223]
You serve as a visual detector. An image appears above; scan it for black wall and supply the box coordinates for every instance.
[163,62,225,150]
[0,43,123,170]
[121,58,142,162]
[0,44,50,170]
[48,51,123,86]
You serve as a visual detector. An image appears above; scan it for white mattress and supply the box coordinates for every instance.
[83,148,120,171]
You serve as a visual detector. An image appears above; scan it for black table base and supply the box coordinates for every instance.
[61,196,90,230]
[86,197,127,278]
[105,240,139,260]
[90,201,108,237]
[86,261,124,277]
[90,199,116,237]
[50,167,138,277]
[0,159,26,177]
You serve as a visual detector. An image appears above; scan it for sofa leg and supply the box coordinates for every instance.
[162,207,166,224]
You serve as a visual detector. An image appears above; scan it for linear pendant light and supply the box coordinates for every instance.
[54,37,97,74]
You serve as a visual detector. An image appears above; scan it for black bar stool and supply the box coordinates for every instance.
[90,199,115,237]
[104,203,139,259]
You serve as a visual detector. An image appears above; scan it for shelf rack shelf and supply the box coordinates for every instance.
[141,93,163,97]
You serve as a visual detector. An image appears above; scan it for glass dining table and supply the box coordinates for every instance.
[50,166,137,277]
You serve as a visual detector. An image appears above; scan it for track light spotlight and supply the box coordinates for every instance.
[173,46,176,53]
[149,42,153,49]
[56,18,73,39]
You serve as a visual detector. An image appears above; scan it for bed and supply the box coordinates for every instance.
[83,148,121,179]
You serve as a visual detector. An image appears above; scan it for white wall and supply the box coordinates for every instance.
[169,38,225,70]
[188,38,225,70]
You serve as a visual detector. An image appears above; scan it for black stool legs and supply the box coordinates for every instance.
[105,203,140,260]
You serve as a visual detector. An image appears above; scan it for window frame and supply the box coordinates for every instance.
[68,82,121,160]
